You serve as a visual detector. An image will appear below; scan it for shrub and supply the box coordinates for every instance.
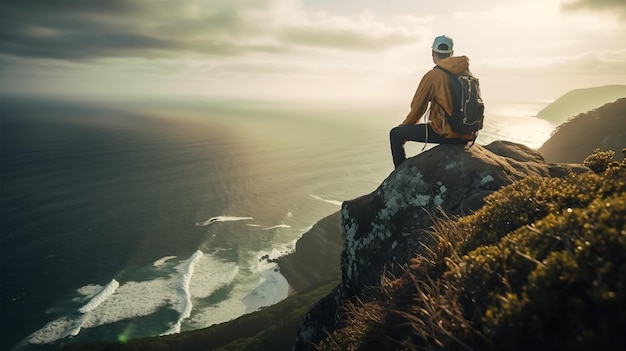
[584,148,615,173]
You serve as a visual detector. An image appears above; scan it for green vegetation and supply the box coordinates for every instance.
[317,149,626,350]
[583,148,615,174]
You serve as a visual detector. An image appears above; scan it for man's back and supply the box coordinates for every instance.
[404,55,472,139]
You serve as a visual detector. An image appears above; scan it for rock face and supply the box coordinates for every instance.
[291,141,588,350]
[276,211,342,292]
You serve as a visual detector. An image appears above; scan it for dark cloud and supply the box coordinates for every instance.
[0,0,416,61]
[0,0,269,60]
[562,0,626,20]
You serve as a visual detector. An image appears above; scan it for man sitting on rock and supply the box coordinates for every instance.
[390,35,476,169]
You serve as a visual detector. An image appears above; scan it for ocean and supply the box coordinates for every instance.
[0,94,554,350]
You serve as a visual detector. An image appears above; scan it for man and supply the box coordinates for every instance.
[390,35,476,169]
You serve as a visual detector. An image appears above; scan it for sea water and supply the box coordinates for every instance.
[0,95,555,350]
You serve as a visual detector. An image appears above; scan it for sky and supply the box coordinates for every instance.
[1,0,625,103]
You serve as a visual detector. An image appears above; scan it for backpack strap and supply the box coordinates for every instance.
[436,65,480,147]
[436,65,473,77]
[434,65,453,75]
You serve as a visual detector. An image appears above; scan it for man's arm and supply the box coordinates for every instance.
[400,71,434,126]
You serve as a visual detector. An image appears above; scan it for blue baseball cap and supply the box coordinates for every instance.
[432,35,454,53]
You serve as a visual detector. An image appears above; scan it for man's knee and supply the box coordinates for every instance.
[390,126,403,143]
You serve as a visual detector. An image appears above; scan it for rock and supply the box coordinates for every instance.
[276,211,342,292]
[291,141,588,350]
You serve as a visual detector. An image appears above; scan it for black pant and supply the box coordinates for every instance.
[390,124,467,168]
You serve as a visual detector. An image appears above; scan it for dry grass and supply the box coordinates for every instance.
[317,209,479,351]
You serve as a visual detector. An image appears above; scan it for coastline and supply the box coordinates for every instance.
[276,211,343,293]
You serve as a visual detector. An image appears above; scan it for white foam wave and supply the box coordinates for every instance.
[161,250,241,335]
[25,272,177,345]
[243,265,289,313]
[29,280,120,344]
[154,255,177,267]
[162,250,203,335]
[195,216,253,227]
[266,239,297,260]
[309,194,343,206]
[185,250,290,330]
[188,255,239,299]
[241,250,290,313]
[25,314,87,345]
[81,279,174,328]
[75,284,104,297]
[78,279,119,313]
[264,224,291,230]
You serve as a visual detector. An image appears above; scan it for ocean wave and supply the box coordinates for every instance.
[309,194,343,206]
[25,280,119,345]
[245,248,290,313]
[78,279,119,313]
[153,255,177,267]
[195,216,254,227]
[24,314,86,345]
[161,250,240,335]
[243,272,289,314]
[184,248,291,330]
[24,280,118,345]
[162,250,203,335]
[264,224,291,230]
[188,254,239,300]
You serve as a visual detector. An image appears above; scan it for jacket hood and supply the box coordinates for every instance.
[437,55,469,75]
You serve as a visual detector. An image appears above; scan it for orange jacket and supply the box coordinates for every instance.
[401,55,475,141]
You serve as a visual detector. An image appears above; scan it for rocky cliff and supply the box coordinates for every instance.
[292,141,588,349]
[276,211,342,293]
[538,98,626,163]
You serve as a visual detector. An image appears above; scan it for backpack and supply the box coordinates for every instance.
[435,65,485,135]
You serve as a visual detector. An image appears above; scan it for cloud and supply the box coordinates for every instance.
[560,49,626,74]
[0,0,419,61]
[476,48,626,77]
[561,0,626,20]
